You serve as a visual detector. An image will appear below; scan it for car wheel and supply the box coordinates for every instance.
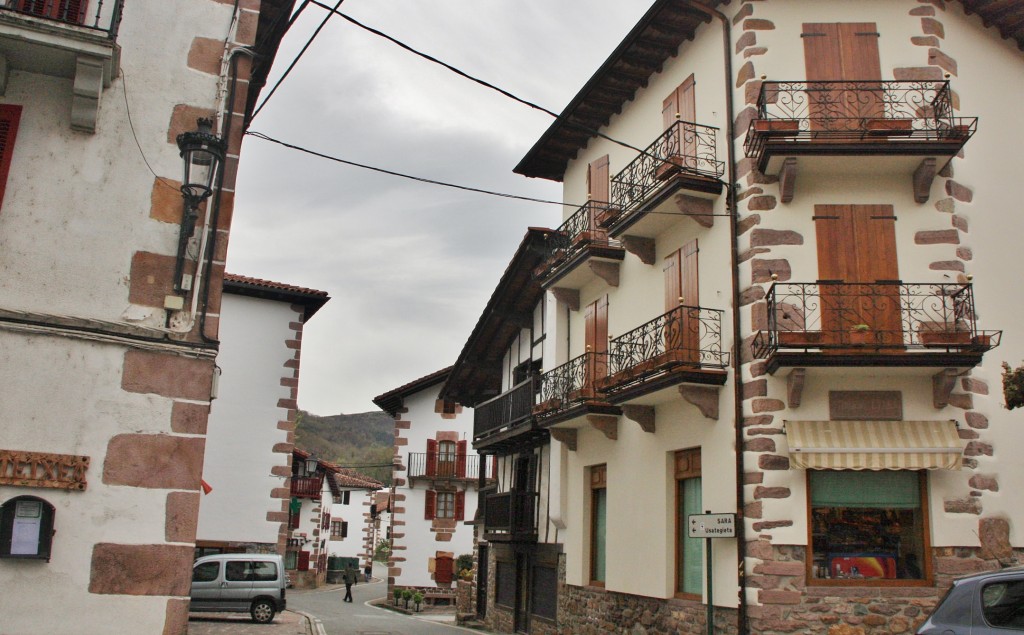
[251,599,276,623]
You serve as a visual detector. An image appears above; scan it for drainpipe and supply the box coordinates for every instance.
[682,3,747,633]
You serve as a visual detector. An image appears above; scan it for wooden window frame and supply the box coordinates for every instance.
[589,464,607,587]
[436,491,456,519]
[805,470,932,587]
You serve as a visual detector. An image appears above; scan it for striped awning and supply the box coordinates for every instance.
[784,420,963,470]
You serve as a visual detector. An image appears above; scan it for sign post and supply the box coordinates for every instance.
[688,511,736,635]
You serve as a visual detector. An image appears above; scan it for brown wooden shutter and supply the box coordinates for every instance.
[0,105,21,213]
[435,555,454,584]
[681,240,700,362]
[664,249,682,313]
[298,551,310,571]
[584,297,609,394]
[663,76,696,170]
[456,440,468,478]
[425,490,436,520]
[803,24,881,126]
[588,155,610,203]
[425,438,438,477]
[455,491,466,521]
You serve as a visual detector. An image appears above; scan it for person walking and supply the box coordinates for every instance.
[342,564,358,603]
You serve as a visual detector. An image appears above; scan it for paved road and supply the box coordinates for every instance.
[288,580,489,635]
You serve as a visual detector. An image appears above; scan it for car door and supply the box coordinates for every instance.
[219,559,255,611]
[190,560,222,610]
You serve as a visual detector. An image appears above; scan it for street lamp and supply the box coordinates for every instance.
[304,455,319,476]
[173,118,226,293]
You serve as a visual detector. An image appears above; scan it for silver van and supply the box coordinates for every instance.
[190,553,287,623]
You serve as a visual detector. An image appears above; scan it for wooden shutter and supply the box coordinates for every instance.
[584,298,608,395]
[663,76,697,170]
[664,250,682,312]
[456,440,468,478]
[425,438,438,477]
[298,551,310,571]
[587,155,612,232]
[425,490,436,520]
[665,241,699,363]
[803,23,882,128]
[455,491,466,521]
[0,105,21,213]
[436,555,454,584]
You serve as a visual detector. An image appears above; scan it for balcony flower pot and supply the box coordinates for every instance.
[920,330,971,347]
[778,331,824,347]
[848,325,872,346]
[866,118,913,136]
[753,119,800,135]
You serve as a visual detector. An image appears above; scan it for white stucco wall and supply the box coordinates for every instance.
[329,488,372,559]
[197,293,298,546]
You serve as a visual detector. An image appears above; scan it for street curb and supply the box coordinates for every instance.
[293,610,326,635]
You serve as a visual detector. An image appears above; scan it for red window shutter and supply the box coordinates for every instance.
[298,551,310,571]
[455,491,465,521]
[456,440,468,478]
[425,490,436,520]
[435,555,454,584]
[426,439,438,476]
[0,105,21,213]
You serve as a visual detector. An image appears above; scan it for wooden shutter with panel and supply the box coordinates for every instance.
[587,155,612,233]
[455,491,466,521]
[298,551,310,571]
[662,75,697,170]
[425,439,438,477]
[436,555,454,584]
[803,23,882,130]
[456,440,468,478]
[584,296,609,395]
[425,490,436,520]
[664,241,699,363]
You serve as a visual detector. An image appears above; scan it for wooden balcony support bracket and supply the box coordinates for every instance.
[587,414,619,440]
[621,405,655,433]
[779,158,798,204]
[550,287,580,311]
[589,260,620,287]
[932,368,959,409]
[913,158,937,204]
[679,385,719,420]
[549,428,577,451]
[787,368,806,409]
[620,235,656,265]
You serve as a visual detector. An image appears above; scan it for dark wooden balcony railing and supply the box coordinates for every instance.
[3,0,123,37]
[752,281,1000,358]
[536,201,621,278]
[290,475,323,499]
[744,80,976,163]
[483,489,538,542]
[534,352,608,416]
[600,306,727,390]
[474,377,537,439]
[407,452,493,480]
[608,119,724,223]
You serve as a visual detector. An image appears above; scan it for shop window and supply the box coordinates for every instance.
[675,448,702,597]
[0,496,55,561]
[809,470,928,583]
[589,465,607,585]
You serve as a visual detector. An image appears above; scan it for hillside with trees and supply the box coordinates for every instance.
[295,410,394,486]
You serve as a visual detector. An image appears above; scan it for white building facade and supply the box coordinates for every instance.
[196,274,329,556]
[0,2,293,633]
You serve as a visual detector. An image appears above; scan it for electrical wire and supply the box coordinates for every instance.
[121,70,179,194]
[250,0,343,122]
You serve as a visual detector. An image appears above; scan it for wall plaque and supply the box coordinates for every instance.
[0,450,90,490]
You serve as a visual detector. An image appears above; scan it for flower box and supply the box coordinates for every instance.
[919,330,971,347]
[866,118,913,136]
[753,119,800,135]
[778,331,824,347]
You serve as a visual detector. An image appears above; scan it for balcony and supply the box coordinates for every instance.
[753,281,1000,374]
[604,120,725,241]
[290,475,323,499]
[597,305,728,404]
[533,352,619,427]
[473,377,548,451]
[482,489,538,543]
[407,452,495,481]
[744,81,976,203]
[0,0,124,132]
[536,201,624,291]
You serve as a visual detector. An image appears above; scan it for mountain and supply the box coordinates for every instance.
[295,410,394,486]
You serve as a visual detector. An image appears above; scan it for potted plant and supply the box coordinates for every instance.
[401,588,413,609]
[848,324,872,346]
[412,591,424,612]
[919,323,971,347]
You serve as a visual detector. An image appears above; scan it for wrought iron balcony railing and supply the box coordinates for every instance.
[534,351,607,416]
[483,489,538,541]
[752,281,1000,358]
[602,306,727,389]
[537,201,620,278]
[745,80,976,159]
[474,377,538,439]
[2,0,123,37]
[608,120,724,223]
[290,475,323,499]
[406,452,494,480]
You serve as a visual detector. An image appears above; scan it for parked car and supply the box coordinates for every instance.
[917,567,1024,634]
[190,553,287,623]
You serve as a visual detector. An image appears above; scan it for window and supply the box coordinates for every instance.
[438,441,457,477]
[285,550,298,570]
[0,496,55,560]
[981,580,1024,628]
[589,465,607,585]
[192,561,219,582]
[496,560,515,607]
[531,565,558,620]
[436,492,455,519]
[809,470,928,583]
[340,491,350,505]
[331,520,348,539]
[250,561,278,582]
[425,490,465,521]
[675,448,703,597]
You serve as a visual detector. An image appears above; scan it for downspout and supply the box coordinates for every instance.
[683,3,747,633]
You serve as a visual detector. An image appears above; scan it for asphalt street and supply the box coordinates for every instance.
[288,579,492,635]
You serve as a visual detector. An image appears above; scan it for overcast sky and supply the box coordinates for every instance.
[228,1,650,415]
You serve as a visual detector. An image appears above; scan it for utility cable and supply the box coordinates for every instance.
[251,0,343,122]
[121,70,179,194]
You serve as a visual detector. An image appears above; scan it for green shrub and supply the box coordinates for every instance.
[1004,362,1024,410]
